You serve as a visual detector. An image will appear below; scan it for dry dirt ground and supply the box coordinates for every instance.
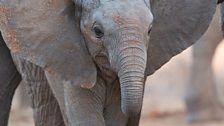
[8,41,224,126]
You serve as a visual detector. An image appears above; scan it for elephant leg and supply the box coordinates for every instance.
[46,73,106,126]
[0,33,21,126]
[16,81,30,109]
[184,6,224,123]
[12,54,65,126]
[64,86,105,126]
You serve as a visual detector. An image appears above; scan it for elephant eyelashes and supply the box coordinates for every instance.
[148,27,152,35]
[93,26,104,38]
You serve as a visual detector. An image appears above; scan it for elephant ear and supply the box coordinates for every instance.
[146,0,216,75]
[0,0,96,88]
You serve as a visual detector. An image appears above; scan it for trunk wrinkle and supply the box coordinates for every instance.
[118,46,145,56]
[120,64,145,72]
[119,55,145,65]
[119,70,144,77]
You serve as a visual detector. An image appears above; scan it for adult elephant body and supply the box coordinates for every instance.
[185,4,224,123]
[0,0,216,126]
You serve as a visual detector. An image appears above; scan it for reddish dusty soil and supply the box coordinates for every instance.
[140,112,224,126]
[9,108,224,126]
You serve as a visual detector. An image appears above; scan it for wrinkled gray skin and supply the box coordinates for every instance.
[11,55,66,126]
[185,4,224,123]
[0,34,65,126]
[15,82,30,109]
[0,0,216,126]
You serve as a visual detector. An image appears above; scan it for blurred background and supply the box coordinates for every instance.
[8,41,224,126]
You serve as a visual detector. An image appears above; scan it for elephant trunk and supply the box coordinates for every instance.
[116,33,147,117]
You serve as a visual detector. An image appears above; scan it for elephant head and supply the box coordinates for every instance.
[80,0,153,116]
[0,0,216,117]
[77,0,216,116]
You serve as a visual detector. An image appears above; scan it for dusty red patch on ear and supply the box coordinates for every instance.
[0,6,11,26]
[5,30,21,53]
[0,6,20,53]
[45,67,56,75]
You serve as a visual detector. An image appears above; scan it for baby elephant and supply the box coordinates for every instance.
[0,0,216,126]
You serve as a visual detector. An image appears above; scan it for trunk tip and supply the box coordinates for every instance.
[121,105,141,117]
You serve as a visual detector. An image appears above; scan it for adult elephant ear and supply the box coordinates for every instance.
[146,0,217,75]
[0,0,96,88]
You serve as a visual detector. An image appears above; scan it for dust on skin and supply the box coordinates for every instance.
[44,0,65,13]
[45,66,56,75]
[112,16,144,47]
[112,16,143,40]
[0,6,21,53]
[113,16,139,26]
[5,30,21,53]
[0,6,10,25]
[80,81,95,89]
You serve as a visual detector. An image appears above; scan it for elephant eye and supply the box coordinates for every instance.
[93,26,104,38]
[148,25,152,35]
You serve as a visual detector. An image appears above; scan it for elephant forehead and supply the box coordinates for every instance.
[100,0,150,18]
[92,0,152,33]
[113,16,139,25]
